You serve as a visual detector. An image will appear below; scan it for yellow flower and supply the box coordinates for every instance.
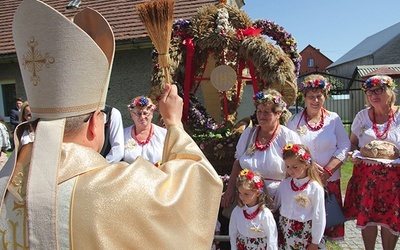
[284,144,293,151]
[240,169,249,177]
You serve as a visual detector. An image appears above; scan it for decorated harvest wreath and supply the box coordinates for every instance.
[149,4,300,167]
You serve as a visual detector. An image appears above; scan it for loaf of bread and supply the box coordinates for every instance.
[360,140,400,160]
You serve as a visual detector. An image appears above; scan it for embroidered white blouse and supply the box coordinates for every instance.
[287,110,350,181]
[274,177,326,244]
[235,125,300,197]
[123,124,167,164]
[352,107,400,148]
[229,204,278,250]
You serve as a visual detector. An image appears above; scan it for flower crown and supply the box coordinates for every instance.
[128,96,156,110]
[239,169,264,190]
[282,144,311,163]
[362,75,396,91]
[300,78,331,92]
[253,92,287,110]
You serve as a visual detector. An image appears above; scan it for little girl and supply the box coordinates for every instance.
[275,144,325,250]
[229,169,278,250]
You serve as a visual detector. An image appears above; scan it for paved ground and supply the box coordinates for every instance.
[337,220,400,250]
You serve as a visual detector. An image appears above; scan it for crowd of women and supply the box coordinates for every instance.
[6,73,399,249]
[221,74,399,250]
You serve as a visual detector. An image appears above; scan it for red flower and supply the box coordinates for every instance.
[246,171,254,180]
[254,181,264,189]
[292,144,300,153]
[291,221,303,231]
[238,242,245,250]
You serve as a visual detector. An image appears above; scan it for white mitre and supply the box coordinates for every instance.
[13,0,114,119]
[0,0,115,248]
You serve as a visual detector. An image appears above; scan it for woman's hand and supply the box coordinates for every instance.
[221,160,241,208]
[348,151,361,165]
[316,163,329,186]
[221,185,236,208]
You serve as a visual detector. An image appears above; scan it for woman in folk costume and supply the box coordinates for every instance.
[344,75,400,250]
[0,0,222,249]
[124,96,167,165]
[221,89,301,210]
[286,74,350,244]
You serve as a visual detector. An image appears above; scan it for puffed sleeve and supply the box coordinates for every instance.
[234,126,255,159]
[311,184,326,244]
[332,113,351,162]
[262,209,278,250]
[229,206,239,250]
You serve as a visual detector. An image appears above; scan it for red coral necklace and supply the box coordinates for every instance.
[372,107,393,140]
[255,123,279,151]
[133,124,153,146]
[303,108,325,131]
[243,206,260,220]
[290,178,310,192]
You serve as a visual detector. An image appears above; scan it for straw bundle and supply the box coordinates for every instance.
[137,0,175,85]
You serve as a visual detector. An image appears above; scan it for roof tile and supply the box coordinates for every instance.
[0,0,220,56]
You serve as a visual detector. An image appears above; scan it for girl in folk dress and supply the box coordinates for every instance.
[275,144,325,250]
[229,169,278,250]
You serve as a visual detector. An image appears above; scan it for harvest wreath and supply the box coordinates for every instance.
[148,4,300,172]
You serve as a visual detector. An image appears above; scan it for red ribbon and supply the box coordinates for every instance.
[223,92,228,123]
[247,60,259,94]
[237,27,262,40]
[235,59,245,111]
[182,37,194,123]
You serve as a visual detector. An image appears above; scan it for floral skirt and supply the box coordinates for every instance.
[236,233,267,249]
[344,161,400,236]
[277,215,312,249]
[324,179,344,241]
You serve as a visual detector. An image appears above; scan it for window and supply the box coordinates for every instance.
[1,83,17,119]
[307,58,314,67]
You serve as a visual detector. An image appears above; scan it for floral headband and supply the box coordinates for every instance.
[362,75,396,91]
[128,96,156,110]
[300,78,331,92]
[253,92,287,110]
[282,144,311,163]
[239,169,264,190]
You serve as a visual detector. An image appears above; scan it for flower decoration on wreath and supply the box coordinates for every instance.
[283,144,312,163]
[239,168,264,190]
[362,75,396,91]
[300,78,332,92]
[148,4,300,172]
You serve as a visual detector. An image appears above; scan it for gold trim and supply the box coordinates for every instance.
[31,102,105,114]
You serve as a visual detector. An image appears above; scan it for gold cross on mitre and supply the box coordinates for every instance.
[22,36,55,86]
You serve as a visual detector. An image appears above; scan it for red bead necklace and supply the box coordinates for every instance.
[255,123,279,151]
[303,108,325,131]
[243,206,261,220]
[290,178,310,192]
[133,124,153,146]
[372,108,393,140]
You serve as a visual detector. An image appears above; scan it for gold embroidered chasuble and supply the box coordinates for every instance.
[0,126,223,249]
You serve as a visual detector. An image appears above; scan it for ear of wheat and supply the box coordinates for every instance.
[137,0,175,85]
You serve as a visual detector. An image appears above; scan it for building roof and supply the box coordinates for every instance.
[0,0,220,56]
[328,22,400,68]
[300,44,333,63]
[356,64,400,78]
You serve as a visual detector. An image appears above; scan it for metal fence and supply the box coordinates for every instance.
[296,72,366,127]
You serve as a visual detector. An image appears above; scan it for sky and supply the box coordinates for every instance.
[242,0,400,62]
